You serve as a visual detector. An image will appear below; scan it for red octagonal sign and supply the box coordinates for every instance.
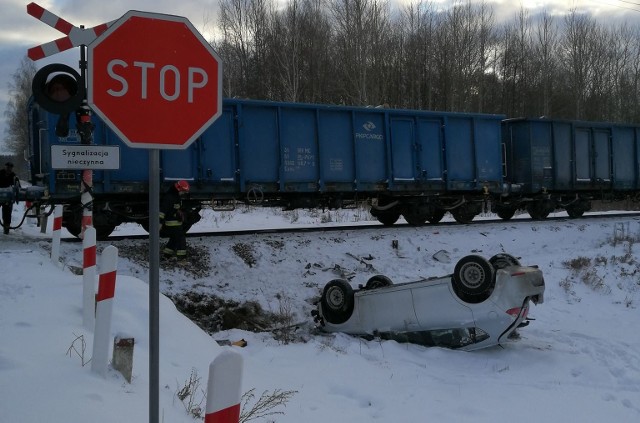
[88,11,222,149]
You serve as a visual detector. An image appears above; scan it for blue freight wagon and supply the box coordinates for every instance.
[27,98,506,238]
[499,118,640,219]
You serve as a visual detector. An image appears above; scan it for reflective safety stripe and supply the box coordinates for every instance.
[176,250,187,257]
[164,221,182,227]
[163,247,175,255]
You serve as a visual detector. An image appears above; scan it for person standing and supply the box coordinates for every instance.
[0,162,19,235]
[159,180,190,260]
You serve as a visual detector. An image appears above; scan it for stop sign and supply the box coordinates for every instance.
[88,11,222,149]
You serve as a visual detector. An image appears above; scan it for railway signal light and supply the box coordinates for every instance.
[31,63,85,137]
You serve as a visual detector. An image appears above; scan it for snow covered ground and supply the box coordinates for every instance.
[1,203,639,422]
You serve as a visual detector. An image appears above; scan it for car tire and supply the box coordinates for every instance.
[452,255,495,298]
[365,275,393,290]
[489,253,520,270]
[320,279,355,324]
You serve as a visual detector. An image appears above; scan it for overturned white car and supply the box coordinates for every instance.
[312,254,545,351]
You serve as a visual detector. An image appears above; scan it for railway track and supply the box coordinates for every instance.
[62,210,640,242]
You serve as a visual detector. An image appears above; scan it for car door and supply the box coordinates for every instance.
[410,279,475,329]
[356,286,421,332]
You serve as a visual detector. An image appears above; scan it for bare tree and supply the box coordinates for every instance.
[397,1,435,109]
[531,11,558,117]
[204,0,640,123]
[474,0,496,113]
[561,10,598,119]
[270,0,305,101]
[269,0,333,103]
[496,7,533,117]
[619,26,640,122]
[4,57,37,162]
[432,0,492,112]
[216,0,267,98]
[329,0,391,105]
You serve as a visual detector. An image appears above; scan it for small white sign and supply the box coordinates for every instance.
[51,145,121,170]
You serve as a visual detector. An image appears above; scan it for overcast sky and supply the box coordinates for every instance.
[2,0,639,154]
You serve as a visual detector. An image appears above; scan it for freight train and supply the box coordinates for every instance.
[14,97,640,239]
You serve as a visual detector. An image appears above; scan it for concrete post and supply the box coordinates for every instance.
[112,335,134,383]
[39,208,48,234]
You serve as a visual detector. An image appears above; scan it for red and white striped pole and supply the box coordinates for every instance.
[205,350,243,423]
[82,226,96,330]
[51,205,63,266]
[92,245,118,377]
[80,167,93,237]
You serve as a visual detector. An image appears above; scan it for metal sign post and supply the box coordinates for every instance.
[148,149,160,423]
[29,4,223,421]
[87,12,222,421]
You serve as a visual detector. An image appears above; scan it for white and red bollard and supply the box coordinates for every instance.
[82,226,96,330]
[51,205,63,266]
[91,245,118,377]
[205,350,244,423]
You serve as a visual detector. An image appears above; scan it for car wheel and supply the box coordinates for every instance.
[320,279,355,324]
[489,253,520,270]
[452,255,495,297]
[365,275,393,290]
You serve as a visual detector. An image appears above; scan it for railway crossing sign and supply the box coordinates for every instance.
[88,10,223,149]
[26,2,114,60]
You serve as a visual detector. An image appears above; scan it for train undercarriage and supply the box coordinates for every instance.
[16,187,640,240]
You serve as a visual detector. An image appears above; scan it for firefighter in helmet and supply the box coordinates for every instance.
[160,180,190,260]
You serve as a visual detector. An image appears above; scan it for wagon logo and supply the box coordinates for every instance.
[362,121,376,131]
[355,121,383,140]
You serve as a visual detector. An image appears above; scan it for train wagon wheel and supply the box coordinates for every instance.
[95,225,116,240]
[141,220,150,233]
[565,206,584,219]
[496,208,516,220]
[64,208,82,238]
[403,211,426,226]
[65,221,82,238]
[426,210,446,224]
[64,218,114,240]
[376,212,400,226]
[320,279,355,324]
[526,202,550,220]
[451,207,476,224]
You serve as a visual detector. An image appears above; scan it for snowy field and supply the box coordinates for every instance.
[1,203,639,422]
